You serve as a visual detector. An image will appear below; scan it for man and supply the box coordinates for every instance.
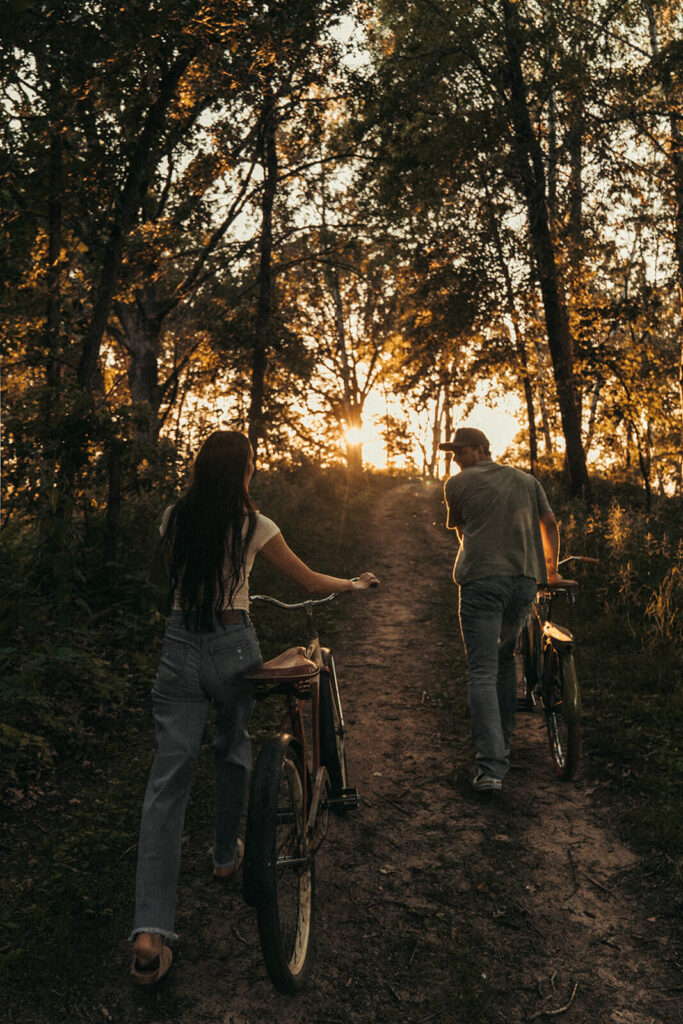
[441,427,565,792]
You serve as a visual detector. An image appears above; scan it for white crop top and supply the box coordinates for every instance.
[160,507,280,612]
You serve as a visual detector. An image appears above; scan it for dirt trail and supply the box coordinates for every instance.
[116,482,681,1024]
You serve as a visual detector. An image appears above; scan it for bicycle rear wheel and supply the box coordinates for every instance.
[244,734,314,993]
[319,661,348,811]
[542,646,581,780]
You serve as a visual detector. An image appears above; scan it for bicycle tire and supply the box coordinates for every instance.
[318,662,348,812]
[542,645,581,780]
[244,734,315,993]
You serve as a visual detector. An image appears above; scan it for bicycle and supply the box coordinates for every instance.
[241,590,360,994]
[517,556,598,780]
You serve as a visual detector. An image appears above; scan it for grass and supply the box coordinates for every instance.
[0,464,382,1023]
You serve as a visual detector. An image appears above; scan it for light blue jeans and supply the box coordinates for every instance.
[458,575,537,779]
[130,611,262,941]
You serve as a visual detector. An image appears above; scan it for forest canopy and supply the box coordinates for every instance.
[1,0,682,522]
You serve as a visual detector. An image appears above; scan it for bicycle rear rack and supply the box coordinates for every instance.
[328,787,360,811]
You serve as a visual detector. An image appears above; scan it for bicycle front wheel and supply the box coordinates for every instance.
[517,612,539,710]
[244,734,315,993]
[319,661,349,812]
[543,646,581,780]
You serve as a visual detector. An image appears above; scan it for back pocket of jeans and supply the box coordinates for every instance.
[154,636,196,698]
[209,632,259,687]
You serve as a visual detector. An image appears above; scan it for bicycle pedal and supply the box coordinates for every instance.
[329,787,360,811]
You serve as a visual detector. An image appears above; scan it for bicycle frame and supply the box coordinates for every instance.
[518,556,597,778]
[251,592,342,857]
[523,583,575,692]
[244,589,361,993]
[523,555,591,696]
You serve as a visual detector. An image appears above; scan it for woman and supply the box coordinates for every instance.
[130,430,377,983]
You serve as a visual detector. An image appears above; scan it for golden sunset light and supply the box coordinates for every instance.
[344,426,363,447]
[3,4,681,1016]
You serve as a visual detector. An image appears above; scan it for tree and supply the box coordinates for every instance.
[351,0,615,493]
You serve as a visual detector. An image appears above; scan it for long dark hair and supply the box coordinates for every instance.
[163,431,256,630]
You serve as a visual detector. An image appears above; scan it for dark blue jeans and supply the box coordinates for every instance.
[458,576,537,779]
[130,611,262,941]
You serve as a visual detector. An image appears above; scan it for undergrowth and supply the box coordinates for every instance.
[0,463,384,1023]
[1,464,681,1022]
[548,484,683,870]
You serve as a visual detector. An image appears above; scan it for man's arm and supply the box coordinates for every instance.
[444,481,462,534]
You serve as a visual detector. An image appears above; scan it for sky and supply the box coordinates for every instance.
[356,385,522,471]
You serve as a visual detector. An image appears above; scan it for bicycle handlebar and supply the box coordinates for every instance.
[558,556,600,567]
[251,591,340,610]
[251,577,377,611]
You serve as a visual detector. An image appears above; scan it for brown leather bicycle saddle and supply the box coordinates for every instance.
[246,646,319,683]
[542,579,578,592]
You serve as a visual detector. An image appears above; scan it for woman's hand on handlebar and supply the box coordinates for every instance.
[351,572,380,590]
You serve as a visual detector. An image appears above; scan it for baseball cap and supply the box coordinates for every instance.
[439,427,490,452]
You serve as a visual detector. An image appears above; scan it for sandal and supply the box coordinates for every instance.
[213,838,244,881]
[131,944,172,985]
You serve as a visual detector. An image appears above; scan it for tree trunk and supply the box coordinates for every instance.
[584,381,601,453]
[500,0,590,497]
[567,81,585,422]
[77,53,192,392]
[478,164,538,471]
[325,258,367,473]
[644,0,683,492]
[248,85,278,460]
[104,443,122,571]
[533,336,554,453]
[428,390,442,479]
[114,297,162,442]
[46,70,62,393]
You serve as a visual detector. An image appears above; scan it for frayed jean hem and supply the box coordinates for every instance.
[211,843,240,871]
[129,927,177,944]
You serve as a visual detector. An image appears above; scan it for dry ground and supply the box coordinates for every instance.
[109,482,681,1024]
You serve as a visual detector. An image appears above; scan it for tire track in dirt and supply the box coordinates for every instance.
[115,481,680,1024]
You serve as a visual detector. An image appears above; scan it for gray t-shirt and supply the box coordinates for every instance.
[444,462,552,585]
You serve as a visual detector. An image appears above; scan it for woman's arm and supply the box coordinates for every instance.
[539,510,560,580]
[539,511,575,584]
[260,532,378,593]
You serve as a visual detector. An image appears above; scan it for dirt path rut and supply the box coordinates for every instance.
[118,481,681,1024]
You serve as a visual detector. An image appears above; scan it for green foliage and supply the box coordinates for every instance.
[0,462,383,1021]
[547,480,683,869]
[557,484,683,651]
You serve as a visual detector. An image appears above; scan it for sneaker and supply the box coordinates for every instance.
[473,770,502,792]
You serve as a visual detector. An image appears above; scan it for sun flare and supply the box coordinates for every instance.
[344,426,363,446]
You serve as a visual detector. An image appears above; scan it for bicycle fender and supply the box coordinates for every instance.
[243,733,303,908]
[561,653,581,724]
